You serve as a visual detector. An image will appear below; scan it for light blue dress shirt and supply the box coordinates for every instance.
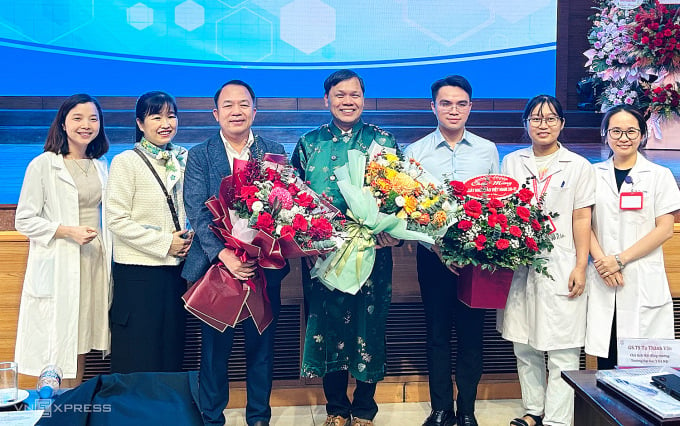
[403,128,499,183]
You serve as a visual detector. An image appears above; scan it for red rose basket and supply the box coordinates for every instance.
[457,265,514,309]
[183,154,335,333]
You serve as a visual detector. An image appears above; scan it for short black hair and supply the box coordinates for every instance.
[43,94,109,159]
[324,69,365,95]
[135,91,177,143]
[600,104,648,147]
[213,80,256,107]
[521,94,565,123]
[431,75,472,102]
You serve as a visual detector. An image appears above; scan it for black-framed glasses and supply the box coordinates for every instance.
[526,116,562,127]
[607,128,641,140]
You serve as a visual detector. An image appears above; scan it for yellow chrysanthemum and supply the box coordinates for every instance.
[392,172,419,195]
[403,195,419,214]
[396,210,408,219]
[384,168,398,180]
[384,153,399,163]
[374,177,392,193]
[410,211,422,219]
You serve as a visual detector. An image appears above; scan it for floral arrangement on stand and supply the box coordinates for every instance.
[437,177,558,279]
[584,0,680,115]
[311,144,454,294]
[183,153,339,333]
[644,82,680,118]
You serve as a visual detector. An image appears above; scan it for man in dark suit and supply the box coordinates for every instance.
[182,80,290,426]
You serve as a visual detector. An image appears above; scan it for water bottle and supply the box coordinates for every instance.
[36,365,62,398]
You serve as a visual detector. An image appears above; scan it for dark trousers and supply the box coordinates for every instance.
[417,246,485,415]
[198,281,281,426]
[324,370,378,420]
[110,263,186,374]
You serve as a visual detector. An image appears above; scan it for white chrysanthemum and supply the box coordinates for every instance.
[251,201,264,212]
[278,208,295,222]
[395,196,405,207]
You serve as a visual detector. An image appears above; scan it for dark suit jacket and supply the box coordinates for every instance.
[181,132,289,284]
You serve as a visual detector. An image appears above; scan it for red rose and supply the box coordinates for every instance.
[457,219,473,231]
[488,207,497,215]
[273,180,287,189]
[265,168,281,181]
[487,198,504,209]
[309,217,333,239]
[279,225,296,238]
[464,200,483,218]
[642,36,650,44]
[450,180,467,198]
[488,214,498,228]
[654,86,663,94]
[516,206,531,222]
[287,183,301,195]
[509,225,522,237]
[292,214,309,232]
[517,188,534,204]
[531,219,542,231]
[496,214,508,226]
[525,237,539,252]
[654,38,663,47]
[295,192,316,208]
[254,212,275,234]
[474,234,486,251]
[240,185,259,198]
[495,239,510,250]
[665,28,673,37]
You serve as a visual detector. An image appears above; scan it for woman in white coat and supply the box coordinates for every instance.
[586,104,680,369]
[14,94,112,386]
[500,95,595,426]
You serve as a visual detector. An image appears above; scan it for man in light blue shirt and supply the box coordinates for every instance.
[404,75,499,426]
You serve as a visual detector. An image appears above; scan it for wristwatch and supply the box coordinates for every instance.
[615,254,625,271]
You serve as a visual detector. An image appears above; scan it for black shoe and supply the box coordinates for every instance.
[252,421,269,426]
[456,413,478,426]
[423,409,456,426]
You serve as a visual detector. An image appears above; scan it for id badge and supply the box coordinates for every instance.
[620,192,643,210]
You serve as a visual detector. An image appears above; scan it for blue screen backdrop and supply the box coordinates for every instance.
[0,0,557,97]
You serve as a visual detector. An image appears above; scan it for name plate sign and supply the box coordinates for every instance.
[618,338,680,368]
[464,174,519,200]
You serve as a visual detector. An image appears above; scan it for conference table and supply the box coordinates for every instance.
[562,370,680,425]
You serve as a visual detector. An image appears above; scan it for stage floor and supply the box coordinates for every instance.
[2,142,680,204]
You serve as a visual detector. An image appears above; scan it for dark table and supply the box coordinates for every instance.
[562,370,680,425]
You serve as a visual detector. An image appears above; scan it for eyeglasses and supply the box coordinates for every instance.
[437,101,471,112]
[607,128,641,140]
[526,116,562,127]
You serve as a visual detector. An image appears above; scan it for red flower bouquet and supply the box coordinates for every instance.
[438,175,557,278]
[183,154,339,333]
[631,2,680,71]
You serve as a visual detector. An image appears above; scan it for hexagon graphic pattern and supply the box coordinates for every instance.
[217,0,249,8]
[127,3,154,31]
[478,0,551,25]
[0,0,94,44]
[401,1,495,47]
[175,0,205,31]
[280,0,335,54]
[215,8,273,62]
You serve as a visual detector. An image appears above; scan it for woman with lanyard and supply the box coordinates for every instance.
[586,104,680,369]
[106,91,192,373]
[500,95,595,426]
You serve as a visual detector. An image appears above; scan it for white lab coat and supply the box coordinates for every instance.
[585,155,680,357]
[498,146,595,351]
[14,152,112,378]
